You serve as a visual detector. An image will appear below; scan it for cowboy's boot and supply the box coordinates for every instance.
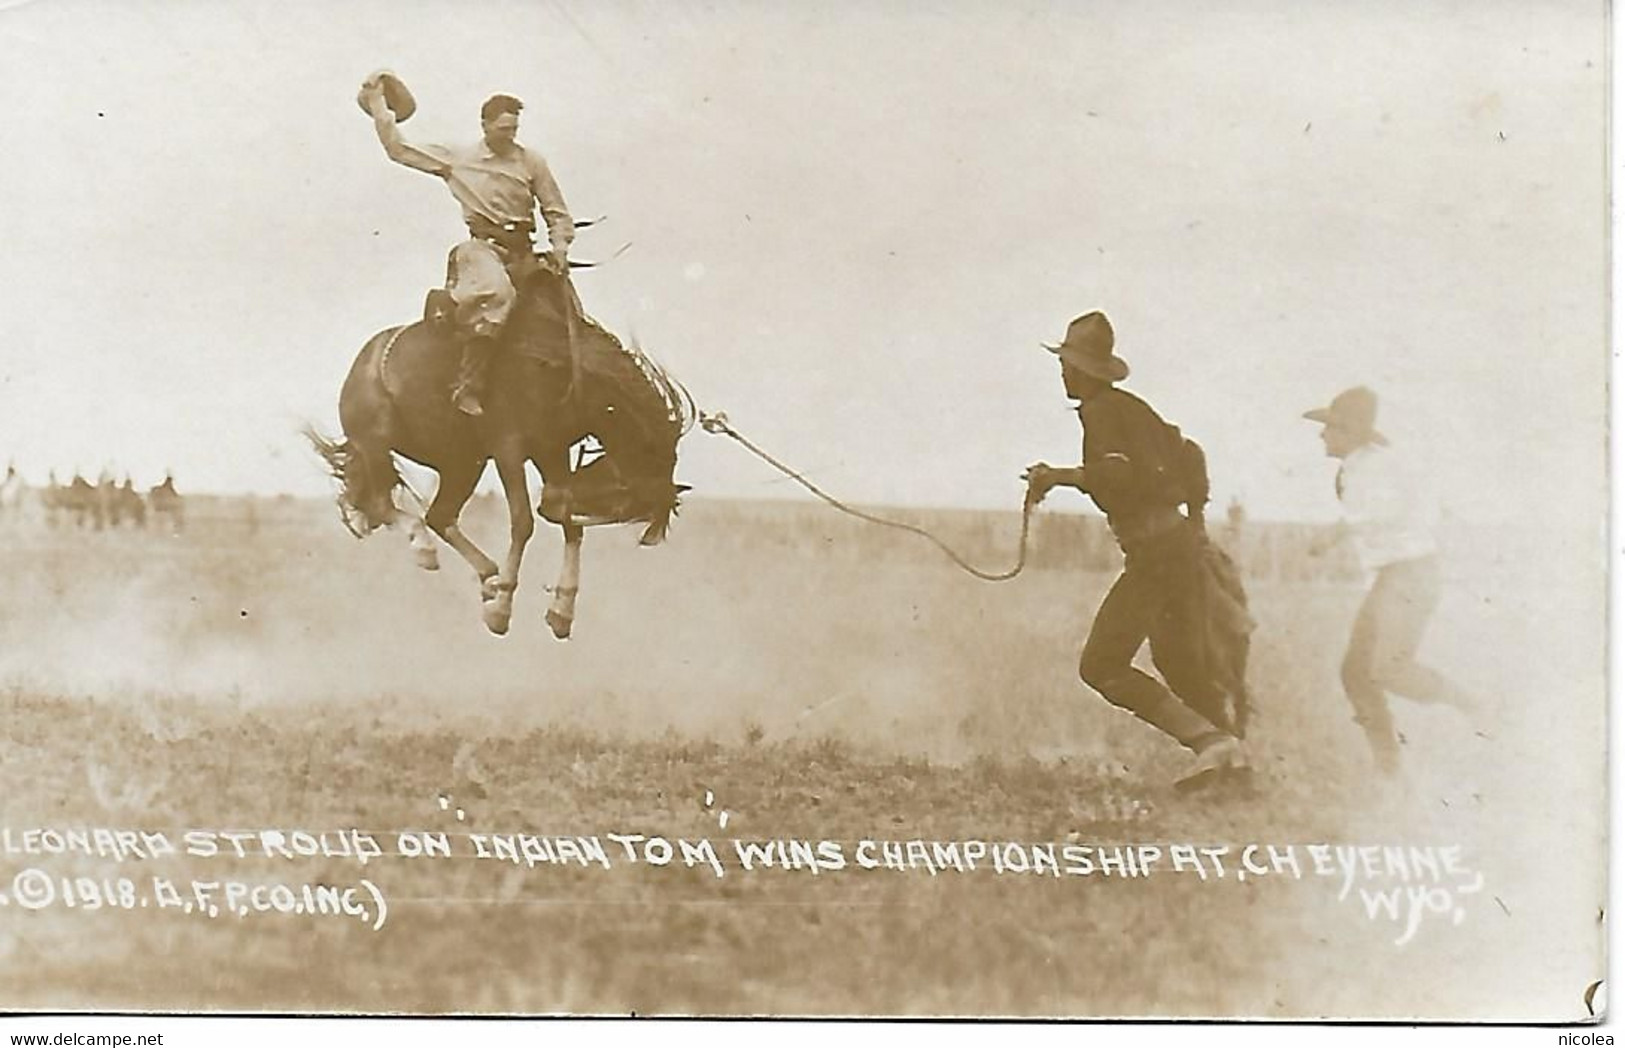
[1360,720,1403,777]
[1174,735,1250,793]
[452,336,496,416]
[1090,670,1249,791]
[1350,703,1403,777]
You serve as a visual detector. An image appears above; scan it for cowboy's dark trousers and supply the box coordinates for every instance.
[1078,530,1227,750]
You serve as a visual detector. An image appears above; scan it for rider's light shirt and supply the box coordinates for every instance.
[372,108,575,254]
[1336,443,1439,574]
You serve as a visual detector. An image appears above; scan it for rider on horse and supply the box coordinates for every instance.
[330,71,693,640]
[358,71,576,416]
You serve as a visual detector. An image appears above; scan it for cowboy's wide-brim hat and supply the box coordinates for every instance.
[357,70,417,122]
[1042,311,1129,382]
[1303,386,1388,445]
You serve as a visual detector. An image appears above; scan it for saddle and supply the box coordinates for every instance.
[423,287,457,331]
[419,242,570,342]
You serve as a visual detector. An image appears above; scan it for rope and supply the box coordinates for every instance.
[698,412,1033,583]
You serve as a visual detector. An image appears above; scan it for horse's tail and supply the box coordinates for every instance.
[302,425,401,537]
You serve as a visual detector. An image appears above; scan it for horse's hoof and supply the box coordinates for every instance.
[483,606,512,636]
[545,610,574,640]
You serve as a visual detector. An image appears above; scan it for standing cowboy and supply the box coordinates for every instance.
[357,71,576,415]
[1025,312,1253,790]
[1302,386,1476,775]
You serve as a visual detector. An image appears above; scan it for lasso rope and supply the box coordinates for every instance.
[698,411,1033,582]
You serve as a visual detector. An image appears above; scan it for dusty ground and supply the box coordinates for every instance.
[0,500,1602,1018]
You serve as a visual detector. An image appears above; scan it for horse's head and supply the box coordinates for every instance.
[558,449,690,544]
[565,337,695,544]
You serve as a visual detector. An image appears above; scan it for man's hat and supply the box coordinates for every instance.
[1302,386,1388,445]
[357,70,417,122]
[1042,312,1129,382]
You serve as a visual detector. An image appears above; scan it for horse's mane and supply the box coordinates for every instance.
[509,276,696,460]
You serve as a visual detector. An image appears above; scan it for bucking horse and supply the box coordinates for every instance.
[307,266,693,637]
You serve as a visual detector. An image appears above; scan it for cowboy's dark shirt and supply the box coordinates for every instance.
[1077,387,1195,536]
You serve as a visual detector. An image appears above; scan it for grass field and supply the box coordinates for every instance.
[0,498,1603,1019]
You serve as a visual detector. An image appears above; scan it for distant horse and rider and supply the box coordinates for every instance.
[40,472,105,531]
[309,72,693,639]
[0,463,32,529]
[2,465,185,534]
[147,474,185,534]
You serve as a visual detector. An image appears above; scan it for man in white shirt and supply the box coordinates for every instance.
[1303,386,1476,775]
[358,72,577,415]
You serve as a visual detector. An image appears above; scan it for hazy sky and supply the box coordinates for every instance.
[0,0,1607,522]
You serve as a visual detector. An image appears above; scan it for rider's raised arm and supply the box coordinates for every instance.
[365,94,453,178]
[526,152,576,257]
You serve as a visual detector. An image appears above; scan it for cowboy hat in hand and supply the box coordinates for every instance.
[356,70,417,121]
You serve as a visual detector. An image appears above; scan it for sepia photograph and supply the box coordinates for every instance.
[0,0,1608,1026]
